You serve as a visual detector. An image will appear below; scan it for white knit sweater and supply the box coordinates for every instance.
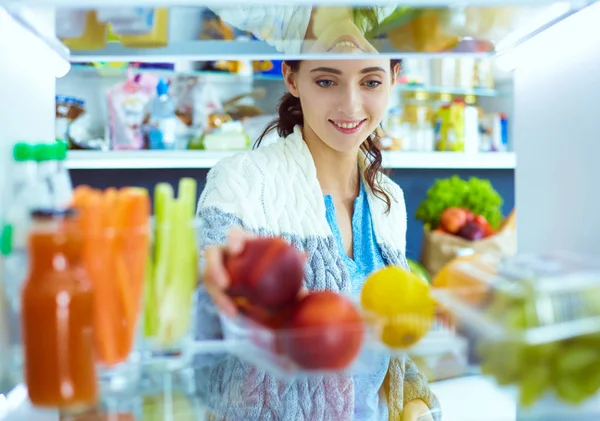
[194,126,439,420]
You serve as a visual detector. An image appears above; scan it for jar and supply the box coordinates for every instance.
[21,209,97,410]
[402,90,434,151]
[55,96,86,145]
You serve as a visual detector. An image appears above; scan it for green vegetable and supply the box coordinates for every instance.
[415,175,504,230]
[407,259,430,284]
[144,178,198,347]
[362,7,422,39]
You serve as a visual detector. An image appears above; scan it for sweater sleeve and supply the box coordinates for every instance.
[403,355,441,414]
[207,6,312,54]
[194,154,266,344]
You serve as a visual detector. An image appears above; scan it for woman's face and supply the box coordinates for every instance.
[284,59,398,154]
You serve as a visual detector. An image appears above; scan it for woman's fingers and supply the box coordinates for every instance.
[204,245,229,289]
[205,281,237,317]
[226,226,255,254]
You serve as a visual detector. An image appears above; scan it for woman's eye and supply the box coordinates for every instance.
[316,80,334,88]
[364,80,382,88]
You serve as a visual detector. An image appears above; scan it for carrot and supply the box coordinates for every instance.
[103,187,132,363]
[75,187,120,366]
[115,187,151,358]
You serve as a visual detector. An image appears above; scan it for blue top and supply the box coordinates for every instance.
[323,180,390,421]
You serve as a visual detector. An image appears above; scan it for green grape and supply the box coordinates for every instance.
[479,340,527,385]
[518,364,551,407]
[522,342,560,363]
[582,361,600,397]
[554,376,590,405]
[577,332,600,347]
[556,344,598,375]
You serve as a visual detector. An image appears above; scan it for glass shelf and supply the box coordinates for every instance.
[52,3,587,62]
[396,84,504,97]
[67,63,283,82]
[64,150,516,170]
[1,368,501,421]
[65,64,506,96]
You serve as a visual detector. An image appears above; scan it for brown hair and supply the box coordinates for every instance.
[255,59,402,213]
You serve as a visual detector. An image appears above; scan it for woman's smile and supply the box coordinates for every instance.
[329,119,367,134]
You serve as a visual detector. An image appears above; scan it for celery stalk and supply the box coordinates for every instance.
[158,199,185,344]
[156,178,198,346]
[153,183,173,307]
[178,178,197,221]
[143,255,156,337]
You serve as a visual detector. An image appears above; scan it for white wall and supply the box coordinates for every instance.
[514,4,600,258]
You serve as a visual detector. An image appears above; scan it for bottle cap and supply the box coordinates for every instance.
[13,142,33,162]
[156,78,169,96]
[34,143,56,162]
[55,141,68,161]
[0,224,12,256]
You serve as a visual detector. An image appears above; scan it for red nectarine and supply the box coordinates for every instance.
[280,291,364,370]
[225,237,305,309]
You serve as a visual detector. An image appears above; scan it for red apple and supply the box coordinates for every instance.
[440,207,470,234]
[280,291,364,370]
[225,237,305,309]
[473,215,496,237]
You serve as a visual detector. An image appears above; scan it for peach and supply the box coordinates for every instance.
[225,237,305,309]
[281,291,364,370]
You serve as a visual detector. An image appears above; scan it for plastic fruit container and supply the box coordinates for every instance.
[214,298,459,380]
[217,306,387,380]
[431,251,600,412]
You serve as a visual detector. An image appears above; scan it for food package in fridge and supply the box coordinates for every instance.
[97,8,154,35]
[60,11,107,51]
[387,9,461,53]
[439,6,543,44]
[432,252,600,409]
[115,9,169,48]
[55,9,88,39]
[106,73,158,150]
[192,82,224,132]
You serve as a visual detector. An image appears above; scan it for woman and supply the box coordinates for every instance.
[195,56,440,421]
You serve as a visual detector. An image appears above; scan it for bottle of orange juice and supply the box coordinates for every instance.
[21,209,97,410]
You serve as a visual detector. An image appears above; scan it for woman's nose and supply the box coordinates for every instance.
[337,86,361,117]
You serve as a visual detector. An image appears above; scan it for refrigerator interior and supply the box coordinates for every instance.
[0,2,600,420]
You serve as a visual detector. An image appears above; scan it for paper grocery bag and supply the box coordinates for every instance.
[421,210,517,275]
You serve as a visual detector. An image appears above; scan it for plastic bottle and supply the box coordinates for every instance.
[34,144,56,209]
[2,143,45,254]
[0,143,51,384]
[463,95,480,154]
[148,79,177,150]
[52,142,74,210]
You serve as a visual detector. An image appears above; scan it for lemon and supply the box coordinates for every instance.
[361,266,435,348]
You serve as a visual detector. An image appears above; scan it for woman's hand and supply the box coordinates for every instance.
[303,6,377,54]
[202,227,254,317]
[400,399,434,421]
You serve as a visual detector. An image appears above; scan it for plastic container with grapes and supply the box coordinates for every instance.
[431,251,600,421]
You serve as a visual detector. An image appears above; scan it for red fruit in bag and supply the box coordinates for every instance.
[440,207,470,234]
